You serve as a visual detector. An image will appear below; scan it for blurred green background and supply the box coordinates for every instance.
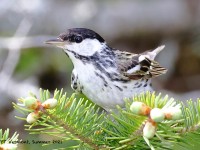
[0,0,200,149]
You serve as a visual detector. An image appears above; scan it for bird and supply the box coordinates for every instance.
[45,28,167,111]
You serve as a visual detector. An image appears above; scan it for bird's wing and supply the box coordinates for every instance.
[115,45,167,80]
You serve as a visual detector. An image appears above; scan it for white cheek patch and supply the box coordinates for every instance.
[78,41,93,55]
[65,39,105,56]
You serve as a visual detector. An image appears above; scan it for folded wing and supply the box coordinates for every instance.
[116,45,167,80]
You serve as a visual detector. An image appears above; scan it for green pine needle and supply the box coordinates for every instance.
[12,89,200,150]
[0,129,19,146]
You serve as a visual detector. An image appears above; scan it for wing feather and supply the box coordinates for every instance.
[115,46,167,80]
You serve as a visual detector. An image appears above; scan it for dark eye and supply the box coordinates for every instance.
[74,36,83,43]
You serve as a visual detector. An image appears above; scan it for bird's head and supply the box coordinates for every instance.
[45,28,106,57]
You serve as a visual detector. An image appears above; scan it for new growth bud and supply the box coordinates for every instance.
[143,121,157,139]
[26,112,40,124]
[0,143,17,150]
[130,101,151,115]
[23,97,39,110]
[42,98,58,109]
[163,107,182,120]
[150,108,165,122]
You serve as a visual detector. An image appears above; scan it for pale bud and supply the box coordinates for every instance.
[130,101,151,116]
[0,143,17,150]
[143,121,156,139]
[163,107,182,120]
[42,98,58,109]
[26,112,39,124]
[23,97,39,110]
[150,108,165,122]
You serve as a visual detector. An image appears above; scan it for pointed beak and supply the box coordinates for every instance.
[45,38,65,47]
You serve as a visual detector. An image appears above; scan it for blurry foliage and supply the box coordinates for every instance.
[14,47,74,91]
[15,48,43,77]
[14,47,73,77]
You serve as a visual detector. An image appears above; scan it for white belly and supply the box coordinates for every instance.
[75,63,152,110]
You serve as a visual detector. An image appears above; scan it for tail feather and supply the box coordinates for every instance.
[124,45,167,80]
[142,58,167,78]
[146,45,165,60]
[152,45,165,55]
[126,57,167,80]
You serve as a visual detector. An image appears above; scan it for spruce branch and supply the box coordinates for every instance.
[13,90,200,149]
[13,89,107,149]
[42,109,99,149]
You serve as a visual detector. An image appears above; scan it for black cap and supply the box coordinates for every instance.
[58,28,105,43]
